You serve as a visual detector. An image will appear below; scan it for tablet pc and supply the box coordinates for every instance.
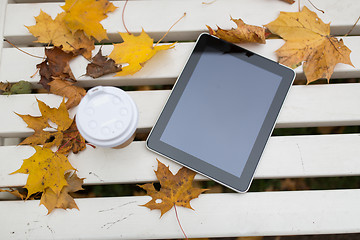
[147,33,295,192]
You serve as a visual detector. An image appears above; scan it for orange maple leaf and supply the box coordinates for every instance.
[265,6,354,84]
[61,0,117,42]
[17,99,86,154]
[207,17,266,44]
[109,30,175,76]
[40,172,84,214]
[139,159,207,217]
[11,146,75,198]
[49,77,86,109]
[26,11,94,59]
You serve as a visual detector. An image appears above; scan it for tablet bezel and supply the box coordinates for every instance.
[147,33,295,192]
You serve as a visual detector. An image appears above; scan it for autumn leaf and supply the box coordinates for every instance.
[0,188,27,200]
[139,159,207,217]
[207,17,266,44]
[49,77,86,109]
[265,6,354,84]
[37,47,75,90]
[86,48,122,78]
[40,172,84,214]
[11,146,75,198]
[109,30,175,76]
[17,99,74,150]
[57,118,86,154]
[0,82,11,92]
[61,0,117,42]
[26,11,94,59]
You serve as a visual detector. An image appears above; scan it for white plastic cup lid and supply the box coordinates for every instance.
[76,86,138,148]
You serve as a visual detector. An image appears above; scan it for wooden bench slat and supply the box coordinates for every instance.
[1,133,360,187]
[1,189,360,239]
[1,83,360,138]
[2,36,360,86]
[4,0,360,45]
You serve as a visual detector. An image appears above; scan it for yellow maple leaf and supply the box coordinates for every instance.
[11,146,75,198]
[265,6,354,84]
[16,99,86,155]
[207,17,266,44]
[61,0,117,42]
[109,30,176,76]
[139,159,207,217]
[40,172,84,214]
[26,11,94,59]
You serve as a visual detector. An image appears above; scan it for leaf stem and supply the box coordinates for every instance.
[56,131,79,153]
[155,13,186,46]
[4,39,44,59]
[122,0,130,34]
[67,0,79,12]
[307,0,324,14]
[345,16,360,37]
[174,204,188,240]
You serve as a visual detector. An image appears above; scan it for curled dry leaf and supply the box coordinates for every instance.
[139,159,207,217]
[61,0,117,42]
[265,6,353,84]
[49,77,86,109]
[11,146,75,198]
[37,47,75,90]
[0,189,27,200]
[109,30,175,76]
[86,48,122,78]
[40,172,84,214]
[207,17,266,44]
[0,82,11,92]
[1,80,32,95]
[26,11,94,59]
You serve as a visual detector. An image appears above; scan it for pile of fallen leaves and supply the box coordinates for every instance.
[3,0,178,214]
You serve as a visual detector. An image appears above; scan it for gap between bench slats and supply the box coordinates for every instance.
[2,36,360,86]
[1,133,360,187]
[0,190,360,239]
[3,0,360,44]
[1,83,360,138]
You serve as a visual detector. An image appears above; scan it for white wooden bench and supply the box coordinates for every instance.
[1,0,360,239]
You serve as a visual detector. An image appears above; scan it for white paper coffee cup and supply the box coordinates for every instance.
[76,86,138,148]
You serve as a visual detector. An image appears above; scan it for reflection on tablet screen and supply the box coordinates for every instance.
[160,46,281,177]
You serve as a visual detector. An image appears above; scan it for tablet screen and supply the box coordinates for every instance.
[160,45,281,177]
[147,34,295,192]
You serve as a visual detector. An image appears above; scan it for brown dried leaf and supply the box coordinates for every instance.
[0,82,11,92]
[207,17,266,44]
[57,119,86,155]
[139,159,207,217]
[48,78,86,109]
[86,48,122,78]
[40,172,84,214]
[37,47,75,90]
